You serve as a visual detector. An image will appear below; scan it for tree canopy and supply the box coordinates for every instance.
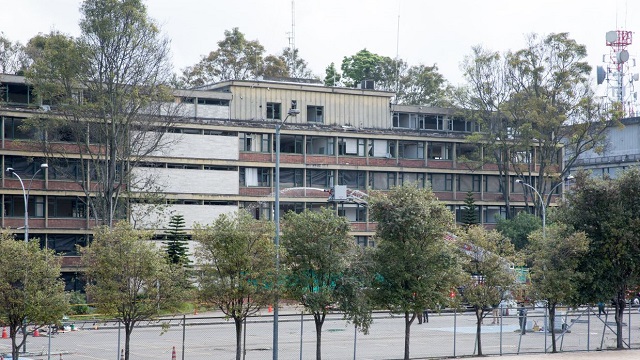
[193,210,276,360]
[369,185,463,360]
[458,226,517,356]
[180,28,315,87]
[526,224,588,352]
[164,213,190,266]
[458,33,617,217]
[340,49,451,106]
[81,222,185,360]
[25,0,178,227]
[0,232,67,360]
[281,208,365,360]
[558,169,640,349]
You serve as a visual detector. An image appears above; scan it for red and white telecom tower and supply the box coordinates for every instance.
[598,30,638,117]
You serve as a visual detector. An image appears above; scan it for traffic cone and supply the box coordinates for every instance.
[268,304,273,312]
[33,328,40,337]
[171,346,176,360]
[2,327,7,339]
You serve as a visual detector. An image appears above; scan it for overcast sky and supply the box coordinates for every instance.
[1,0,638,89]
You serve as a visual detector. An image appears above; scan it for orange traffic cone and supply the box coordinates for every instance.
[268,304,273,312]
[171,346,177,360]
[2,327,7,339]
[33,328,40,337]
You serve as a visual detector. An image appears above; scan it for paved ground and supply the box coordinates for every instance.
[480,348,640,359]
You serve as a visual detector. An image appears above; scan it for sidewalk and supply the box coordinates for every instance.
[481,349,640,359]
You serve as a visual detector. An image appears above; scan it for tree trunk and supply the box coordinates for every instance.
[549,304,557,353]
[615,292,625,349]
[404,311,415,360]
[234,317,243,360]
[474,308,484,356]
[125,321,134,360]
[10,323,25,360]
[313,312,325,360]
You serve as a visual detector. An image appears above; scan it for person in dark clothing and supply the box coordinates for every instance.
[518,303,527,335]
[422,309,429,323]
[597,302,607,316]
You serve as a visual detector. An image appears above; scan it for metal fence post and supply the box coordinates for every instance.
[499,305,503,356]
[544,306,548,353]
[243,317,247,360]
[117,321,121,360]
[353,324,357,360]
[182,315,186,360]
[453,309,457,357]
[628,302,631,349]
[587,305,590,351]
[299,312,304,360]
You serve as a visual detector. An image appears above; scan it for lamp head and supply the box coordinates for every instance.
[287,108,301,116]
[565,175,574,181]
[40,163,48,169]
[6,167,14,173]
[515,179,523,184]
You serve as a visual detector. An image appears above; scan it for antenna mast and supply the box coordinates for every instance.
[288,0,296,76]
[598,30,638,117]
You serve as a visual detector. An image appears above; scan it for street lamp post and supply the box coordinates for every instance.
[273,107,299,360]
[6,163,48,242]
[516,175,574,240]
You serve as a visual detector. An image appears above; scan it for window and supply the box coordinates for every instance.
[338,203,367,222]
[429,173,453,191]
[484,175,502,193]
[369,139,395,158]
[4,117,35,140]
[484,206,507,224]
[338,138,366,156]
[307,170,334,188]
[239,132,270,152]
[398,141,425,159]
[4,195,44,218]
[457,174,481,192]
[5,156,47,179]
[307,105,324,123]
[399,172,425,187]
[339,170,366,189]
[240,167,271,187]
[48,197,86,218]
[355,236,374,247]
[427,142,452,160]
[369,172,396,190]
[456,143,481,162]
[279,134,304,154]
[306,136,334,155]
[280,168,303,187]
[266,102,281,120]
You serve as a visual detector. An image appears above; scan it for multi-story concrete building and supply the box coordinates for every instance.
[567,116,640,178]
[1,74,555,290]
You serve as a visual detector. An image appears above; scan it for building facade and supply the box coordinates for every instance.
[1,75,555,290]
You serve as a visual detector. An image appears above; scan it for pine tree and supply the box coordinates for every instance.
[164,214,190,265]
[462,191,479,227]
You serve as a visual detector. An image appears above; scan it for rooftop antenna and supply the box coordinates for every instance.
[287,0,297,77]
[597,29,637,117]
[394,3,401,103]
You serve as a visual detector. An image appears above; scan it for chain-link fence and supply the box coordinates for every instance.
[3,305,640,359]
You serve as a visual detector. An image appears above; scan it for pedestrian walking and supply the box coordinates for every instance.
[518,303,527,335]
[598,302,607,316]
